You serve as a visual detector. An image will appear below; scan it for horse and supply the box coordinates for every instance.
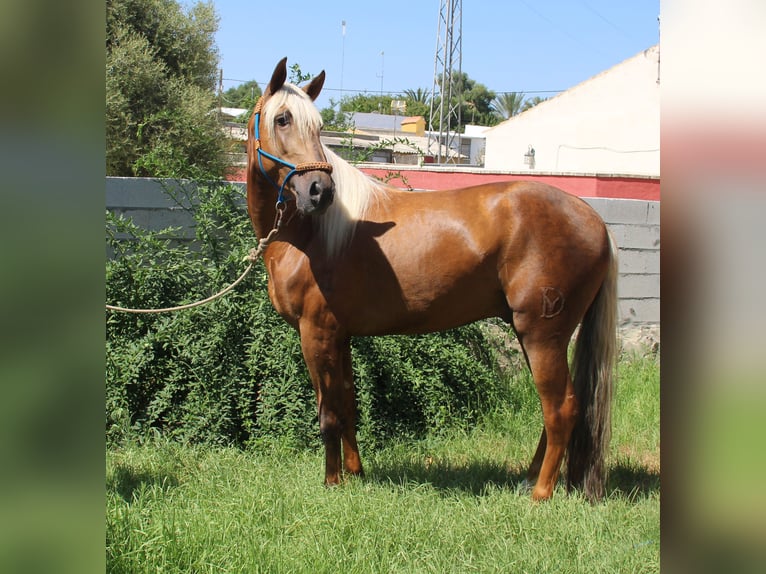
[246,58,618,501]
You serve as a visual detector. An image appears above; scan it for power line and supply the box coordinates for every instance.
[222,77,564,100]
[516,0,611,58]
[577,1,637,42]
[495,90,563,95]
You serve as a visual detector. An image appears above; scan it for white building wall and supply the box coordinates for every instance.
[462,125,488,165]
[484,46,660,176]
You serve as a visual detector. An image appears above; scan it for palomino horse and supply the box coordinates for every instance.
[247,58,617,501]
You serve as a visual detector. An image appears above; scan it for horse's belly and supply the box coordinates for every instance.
[340,264,508,336]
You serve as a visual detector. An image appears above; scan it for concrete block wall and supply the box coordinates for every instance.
[107,177,660,325]
[106,177,203,241]
[583,197,660,325]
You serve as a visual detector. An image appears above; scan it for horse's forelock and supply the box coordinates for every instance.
[262,83,323,142]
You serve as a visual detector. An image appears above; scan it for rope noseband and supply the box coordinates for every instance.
[252,98,333,206]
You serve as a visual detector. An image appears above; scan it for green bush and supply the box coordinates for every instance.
[106,182,517,449]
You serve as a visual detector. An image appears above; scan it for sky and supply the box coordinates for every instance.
[210,0,660,112]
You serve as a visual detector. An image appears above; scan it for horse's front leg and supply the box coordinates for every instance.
[300,321,357,486]
[340,342,363,477]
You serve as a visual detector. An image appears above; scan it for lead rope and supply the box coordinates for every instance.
[105,205,285,314]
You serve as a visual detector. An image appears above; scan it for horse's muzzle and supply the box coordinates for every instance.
[296,172,335,215]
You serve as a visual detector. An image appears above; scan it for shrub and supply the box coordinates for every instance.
[106,182,515,449]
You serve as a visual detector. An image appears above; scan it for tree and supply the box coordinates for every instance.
[106,0,226,178]
[401,88,431,119]
[320,99,352,132]
[431,71,497,130]
[521,95,548,112]
[319,72,499,134]
[491,92,527,120]
[339,93,397,114]
[403,88,429,104]
[288,63,313,84]
[222,80,262,110]
[462,77,498,127]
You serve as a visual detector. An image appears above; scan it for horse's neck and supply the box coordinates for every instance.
[247,179,280,239]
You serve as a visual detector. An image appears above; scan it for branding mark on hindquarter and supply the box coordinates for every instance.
[541,286,565,318]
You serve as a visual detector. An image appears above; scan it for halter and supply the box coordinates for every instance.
[251,98,333,206]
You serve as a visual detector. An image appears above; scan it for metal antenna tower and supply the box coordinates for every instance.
[428,0,462,164]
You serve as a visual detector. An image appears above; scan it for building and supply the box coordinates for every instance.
[219,107,249,167]
[349,112,424,137]
[484,46,660,176]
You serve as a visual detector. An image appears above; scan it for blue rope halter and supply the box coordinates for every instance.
[251,98,333,206]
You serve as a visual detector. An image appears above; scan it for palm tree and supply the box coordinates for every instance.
[521,95,548,112]
[402,87,430,104]
[491,92,526,120]
[401,87,431,123]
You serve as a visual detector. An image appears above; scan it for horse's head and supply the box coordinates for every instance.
[248,58,335,216]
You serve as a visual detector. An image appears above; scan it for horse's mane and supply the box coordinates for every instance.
[264,83,389,258]
[317,146,388,258]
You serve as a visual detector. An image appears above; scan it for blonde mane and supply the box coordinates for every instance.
[317,146,389,258]
[264,83,389,258]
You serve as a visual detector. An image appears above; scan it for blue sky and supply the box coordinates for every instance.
[211,0,660,111]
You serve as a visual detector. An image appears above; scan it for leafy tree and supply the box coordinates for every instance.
[106,0,227,178]
[323,89,430,131]
[222,80,262,110]
[430,71,498,130]
[288,63,312,84]
[320,99,353,132]
[339,92,397,114]
[459,74,497,126]
[320,72,500,133]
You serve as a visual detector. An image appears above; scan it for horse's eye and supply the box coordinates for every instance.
[275,112,290,127]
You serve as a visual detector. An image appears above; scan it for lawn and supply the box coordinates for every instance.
[106,353,659,573]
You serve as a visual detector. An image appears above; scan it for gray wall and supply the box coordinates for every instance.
[107,177,660,325]
[582,197,660,326]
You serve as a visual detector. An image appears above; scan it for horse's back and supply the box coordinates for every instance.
[452,180,604,233]
[407,180,609,266]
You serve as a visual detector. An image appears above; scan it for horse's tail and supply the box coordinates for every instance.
[567,230,618,501]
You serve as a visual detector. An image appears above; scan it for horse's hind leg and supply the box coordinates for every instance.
[520,335,578,500]
[525,428,546,484]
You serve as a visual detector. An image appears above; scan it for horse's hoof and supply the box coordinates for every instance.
[324,476,342,488]
[517,478,534,494]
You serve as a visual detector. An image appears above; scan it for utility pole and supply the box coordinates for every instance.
[428,0,462,164]
[377,51,385,96]
[340,20,346,106]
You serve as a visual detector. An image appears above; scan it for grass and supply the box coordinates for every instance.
[106,354,659,573]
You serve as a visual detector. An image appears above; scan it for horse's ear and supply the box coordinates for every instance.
[303,70,325,101]
[265,57,288,97]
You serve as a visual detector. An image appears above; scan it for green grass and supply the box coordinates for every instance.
[106,355,659,573]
